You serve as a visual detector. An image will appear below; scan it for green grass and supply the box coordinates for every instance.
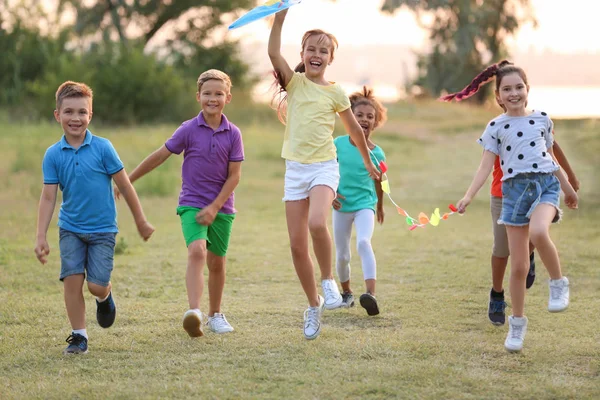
[1,101,599,399]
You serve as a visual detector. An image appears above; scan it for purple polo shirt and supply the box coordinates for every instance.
[165,112,244,214]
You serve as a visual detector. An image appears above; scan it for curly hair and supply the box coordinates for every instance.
[349,86,387,130]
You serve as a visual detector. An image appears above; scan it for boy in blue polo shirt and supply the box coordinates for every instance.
[34,81,155,355]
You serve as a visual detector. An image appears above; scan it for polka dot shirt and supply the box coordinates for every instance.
[478,110,558,181]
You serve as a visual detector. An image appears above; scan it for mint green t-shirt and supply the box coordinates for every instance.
[334,135,386,213]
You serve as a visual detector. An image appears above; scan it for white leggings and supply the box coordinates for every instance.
[332,209,376,282]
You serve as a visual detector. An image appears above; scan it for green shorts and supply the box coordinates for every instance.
[177,206,236,257]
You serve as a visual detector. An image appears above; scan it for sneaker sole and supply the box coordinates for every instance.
[304,324,321,340]
[183,314,204,337]
[548,304,568,313]
[360,295,380,316]
[489,319,505,326]
[324,297,344,310]
[63,349,88,355]
[505,345,522,353]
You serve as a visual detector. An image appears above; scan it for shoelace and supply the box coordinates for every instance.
[209,314,230,330]
[490,300,506,313]
[304,307,320,330]
[65,334,85,346]
[550,284,564,300]
[322,281,338,300]
[510,324,524,339]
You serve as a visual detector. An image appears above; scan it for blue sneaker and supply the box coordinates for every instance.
[526,252,536,289]
[63,333,88,355]
[488,291,507,325]
[96,292,116,328]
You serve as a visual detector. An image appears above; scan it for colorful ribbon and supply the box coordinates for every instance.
[229,0,303,30]
[369,150,459,230]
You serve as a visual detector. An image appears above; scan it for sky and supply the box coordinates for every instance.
[228,0,600,54]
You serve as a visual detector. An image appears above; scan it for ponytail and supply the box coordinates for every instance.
[439,60,512,102]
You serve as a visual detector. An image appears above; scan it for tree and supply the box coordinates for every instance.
[381,0,536,102]
[59,0,255,87]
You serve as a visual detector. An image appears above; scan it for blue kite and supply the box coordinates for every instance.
[229,0,303,30]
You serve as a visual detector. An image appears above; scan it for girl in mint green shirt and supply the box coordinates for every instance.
[333,87,387,316]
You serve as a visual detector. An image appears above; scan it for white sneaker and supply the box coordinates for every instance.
[321,279,343,310]
[208,313,234,334]
[303,295,324,340]
[182,309,204,337]
[504,315,528,352]
[548,277,570,312]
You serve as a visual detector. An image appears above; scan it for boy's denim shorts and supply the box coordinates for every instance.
[59,228,117,287]
[499,173,561,227]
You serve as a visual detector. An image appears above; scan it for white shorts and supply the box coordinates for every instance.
[283,159,339,201]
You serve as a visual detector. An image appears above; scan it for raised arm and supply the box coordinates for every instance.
[34,184,58,264]
[112,169,155,241]
[456,150,496,213]
[338,108,380,180]
[268,9,294,87]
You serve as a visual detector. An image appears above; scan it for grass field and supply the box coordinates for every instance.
[1,101,599,399]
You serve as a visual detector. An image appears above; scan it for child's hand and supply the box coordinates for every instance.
[365,161,381,181]
[137,220,155,241]
[456,196,472,214]
[196,204,218,226]
[113,184,122,200]
[332,193,345,210]
[34,238,50,264]
[563,188,578,209]
[377,207,385,224]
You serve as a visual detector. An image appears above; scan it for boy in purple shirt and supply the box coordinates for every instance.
[117,70,244,336]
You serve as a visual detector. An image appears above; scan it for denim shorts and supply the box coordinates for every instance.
[59,228,117,286]
[499,173,561,227]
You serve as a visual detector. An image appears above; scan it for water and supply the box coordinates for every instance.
[253,81,600,119]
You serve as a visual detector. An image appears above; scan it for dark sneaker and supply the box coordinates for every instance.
[63,333,88,355]
[488,292,507,325]
[359,293,379,316]
[526,252,536,289]
[341,291,355,308]
[96,292,116,328]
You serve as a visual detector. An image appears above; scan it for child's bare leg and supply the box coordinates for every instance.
[87,281,111,299]
[308,185,335,280]
[186,240,207,309]
[207,251,225,316]
[286,199,319,307]
[341,280,351,292]
[529,204,562,279]
[506,226,530,317]
[491,255,508,292]
[64,274,86,330]
[365,279,376,296]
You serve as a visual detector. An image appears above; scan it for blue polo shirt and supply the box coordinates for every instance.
[42,130,124,233]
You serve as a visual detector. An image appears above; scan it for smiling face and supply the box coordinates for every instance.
[300,34,334,79]
[196,79,232,118]
[353,103,377,139]
[496,72,529,116]
[54,97,92,141]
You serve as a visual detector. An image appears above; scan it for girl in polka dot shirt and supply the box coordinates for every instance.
[445,60,578,352]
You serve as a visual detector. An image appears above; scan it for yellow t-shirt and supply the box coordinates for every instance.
[282,72,351,163]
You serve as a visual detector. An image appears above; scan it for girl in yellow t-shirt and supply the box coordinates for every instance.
[268,8,379,340]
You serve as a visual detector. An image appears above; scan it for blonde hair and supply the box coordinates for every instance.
[349,86,387,129]
[55,81,93,111]
[197,69,232,92]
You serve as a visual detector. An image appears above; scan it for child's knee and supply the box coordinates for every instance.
[529,227,549,246]
[356,238,372,253]
[308,218,327,235]
[87,281,110,297]
[188,240,207,260]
